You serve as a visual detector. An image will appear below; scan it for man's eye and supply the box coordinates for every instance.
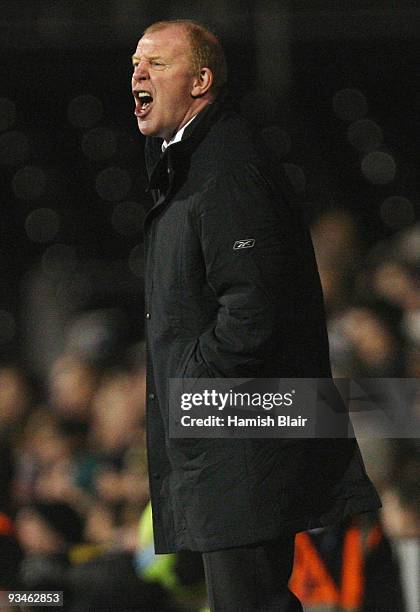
[132,59,166,70]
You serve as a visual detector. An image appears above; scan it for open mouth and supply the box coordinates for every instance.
[135,91,153,116]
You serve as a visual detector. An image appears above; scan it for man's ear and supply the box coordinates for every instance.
[191,67,213,97]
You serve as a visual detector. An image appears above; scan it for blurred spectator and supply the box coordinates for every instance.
[13,407,89,508]
[381,442,420,539]
[290,514,405,611]
[16,502,84,611]
[90,369,142,456]
[329,306,402,377]
[371,260,418,312]
[311,209,362,314]
[64,308,134,369]
[0,364,31,589]
[0,363,34,513]
[0,513,22,590]
[16,502,84,555]
[0,364,33,431]
[48,354,100,423]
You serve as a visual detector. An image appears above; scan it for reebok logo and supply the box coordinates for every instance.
[233,238,255,250]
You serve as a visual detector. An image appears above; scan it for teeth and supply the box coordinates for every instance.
[134,91,152,112]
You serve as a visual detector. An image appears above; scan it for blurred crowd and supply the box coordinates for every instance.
[0,210,419,611]
[0,317,206,611]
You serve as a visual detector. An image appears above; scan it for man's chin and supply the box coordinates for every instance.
[137,118,157,137]
[137,119,168,140]
[137,123,152,136]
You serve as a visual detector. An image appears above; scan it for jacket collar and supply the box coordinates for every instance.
[166,88,231,154]
[145,89,232,190]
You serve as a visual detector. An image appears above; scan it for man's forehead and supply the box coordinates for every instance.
[136,26,191,56]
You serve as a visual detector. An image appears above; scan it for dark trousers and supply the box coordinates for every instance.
[202,534,303,612]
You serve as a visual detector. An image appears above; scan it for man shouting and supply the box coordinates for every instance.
[131,19,380,611]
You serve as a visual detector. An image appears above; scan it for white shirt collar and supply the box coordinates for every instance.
[161,115,198,153]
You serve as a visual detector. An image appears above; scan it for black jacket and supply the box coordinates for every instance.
[143,94,380,553]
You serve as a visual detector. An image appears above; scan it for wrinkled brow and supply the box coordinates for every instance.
[131,53,162,63]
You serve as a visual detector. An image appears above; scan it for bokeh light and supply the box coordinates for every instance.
[260,126,292,158]
[95,167,132,201]
[0,97,16,131]
[82,127,117,161]
[0,131,30,165]
[111,201,145,236]
[128,244,144,277]
[12,166,46,200]
[347,119,383,152]
[67,94,104,129]
[380,196,415,229]
[41,244,78,276]
[283,163,306,193]
[0,310,16,343]
[25,208,60,243]
[361,151,396,185]
[333,88,368,122]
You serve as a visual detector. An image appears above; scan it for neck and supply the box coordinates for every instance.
[165,96,213,142]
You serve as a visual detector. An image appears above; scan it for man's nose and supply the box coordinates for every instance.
[133,61,149,81]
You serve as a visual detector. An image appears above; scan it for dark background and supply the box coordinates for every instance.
[1,0,419,376]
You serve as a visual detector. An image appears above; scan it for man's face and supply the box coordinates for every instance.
[132,26,198,141]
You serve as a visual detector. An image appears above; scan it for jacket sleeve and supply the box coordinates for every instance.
[184,162,306,379]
